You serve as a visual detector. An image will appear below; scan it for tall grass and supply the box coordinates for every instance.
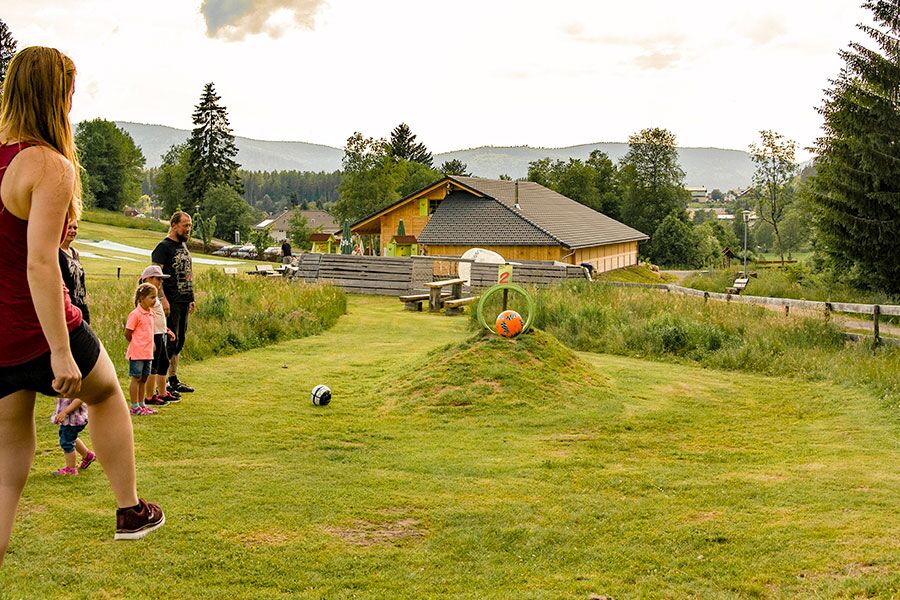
[81,209,168,233]
[512,280,899,403]
[683,265,900,305]
[85,270,347,377]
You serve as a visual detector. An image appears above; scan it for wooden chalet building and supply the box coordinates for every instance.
[349,176,647,273]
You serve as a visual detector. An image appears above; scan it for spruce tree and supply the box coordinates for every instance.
[185,82,243,204]
[0,19,18,93]
[388,123,433,166]
[810,0,900,292]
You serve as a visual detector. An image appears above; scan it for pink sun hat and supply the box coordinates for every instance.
[140,265,170,280]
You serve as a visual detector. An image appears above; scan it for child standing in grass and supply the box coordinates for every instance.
[139,265,179,407]
[126,283,159,416]
[50,398,96,476]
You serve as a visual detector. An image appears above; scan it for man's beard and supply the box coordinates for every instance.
[176,231,189,243]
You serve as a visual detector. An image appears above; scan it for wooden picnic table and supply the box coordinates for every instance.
[423,278,465,312]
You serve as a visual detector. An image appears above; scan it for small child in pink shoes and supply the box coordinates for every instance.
[51,398,96,476]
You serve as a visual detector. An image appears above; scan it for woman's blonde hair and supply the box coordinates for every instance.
[0,46,82,222]
[134,282,157,307]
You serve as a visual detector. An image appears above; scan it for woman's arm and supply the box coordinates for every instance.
[26,149,81,397]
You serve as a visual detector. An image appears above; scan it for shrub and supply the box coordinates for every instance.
[85,270,346,378]
[518,280,899,403]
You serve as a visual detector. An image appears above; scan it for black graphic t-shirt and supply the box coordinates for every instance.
[151,237,194,303]
[59,247,90,323]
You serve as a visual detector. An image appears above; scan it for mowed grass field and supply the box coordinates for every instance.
[2,296,898,598]
[73,220,271,278]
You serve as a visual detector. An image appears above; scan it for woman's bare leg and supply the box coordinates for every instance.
[0,390,36,567]
[80,348,139,509]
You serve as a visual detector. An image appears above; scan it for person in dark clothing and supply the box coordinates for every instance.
[59,221,89,323]
[151,211,195,394]
[281,239,292,264]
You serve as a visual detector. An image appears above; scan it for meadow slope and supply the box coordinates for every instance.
[2,296,898,599]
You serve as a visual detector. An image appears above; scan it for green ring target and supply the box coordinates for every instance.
[476,283,536,334]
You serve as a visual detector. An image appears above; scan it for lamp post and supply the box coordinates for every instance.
[742,209,751,274]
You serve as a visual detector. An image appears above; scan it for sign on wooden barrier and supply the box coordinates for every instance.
[498,264,513,284]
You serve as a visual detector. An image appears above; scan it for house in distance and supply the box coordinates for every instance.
[349,176,647,273]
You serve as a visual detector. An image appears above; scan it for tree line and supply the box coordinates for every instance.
[3,1,897,292]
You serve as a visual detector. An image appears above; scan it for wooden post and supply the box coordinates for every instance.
[451,281,463,300]
[873,305,881,347]
[502,288,509,311]
[116,266,121,279]
[824,302,832,321]
[784,304,790,316]
[429,287,441,312]
[703,292,709,303]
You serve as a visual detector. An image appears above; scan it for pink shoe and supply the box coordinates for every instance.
[140,406,157,415]
[52,466,78,476]
[79,451,96,470]
[130,406,144,416]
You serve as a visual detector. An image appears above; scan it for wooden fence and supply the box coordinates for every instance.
[605,281,900,347]
[296,253,585,296]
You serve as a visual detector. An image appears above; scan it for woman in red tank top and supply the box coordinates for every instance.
[0,47,164,567]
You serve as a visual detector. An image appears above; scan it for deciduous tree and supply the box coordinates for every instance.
[199,183,254,241]
[155,143,190,217]
[75,119,145,212]
[619,128,689,260]
[749,130,797,264]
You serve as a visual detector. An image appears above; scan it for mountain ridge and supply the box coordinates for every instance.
[114,121,755,191]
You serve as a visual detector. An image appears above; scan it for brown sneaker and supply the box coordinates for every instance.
[114,498,165,540]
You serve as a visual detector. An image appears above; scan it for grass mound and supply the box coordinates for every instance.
[387,328,606,414]
[596,264,676,284]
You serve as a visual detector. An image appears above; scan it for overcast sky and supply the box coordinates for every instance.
[6,1,873,159]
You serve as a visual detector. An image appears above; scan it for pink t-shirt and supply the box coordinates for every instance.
[125,305,155,360]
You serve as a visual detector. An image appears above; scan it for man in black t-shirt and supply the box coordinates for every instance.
[151,211,195,394]
[281,239,292,264]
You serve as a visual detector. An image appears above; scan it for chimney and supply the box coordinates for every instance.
[514,181,520,210]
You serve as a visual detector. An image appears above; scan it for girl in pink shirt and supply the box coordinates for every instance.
[125,283,158,416]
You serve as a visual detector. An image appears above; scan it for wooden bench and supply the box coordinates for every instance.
[442,296,479,316]
[249,264,281,277]
[423,278,466,312]
[223,267,237,277]
[399,292,450,312]
[733,277,749,292]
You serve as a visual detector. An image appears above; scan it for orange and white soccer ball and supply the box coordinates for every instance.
[495,310,524,337]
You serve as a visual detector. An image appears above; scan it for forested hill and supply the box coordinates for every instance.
[116,121,754,190]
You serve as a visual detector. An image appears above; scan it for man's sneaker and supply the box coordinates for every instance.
[158,392,180,404]
[145,395,168,407]
[129,406,144,416]
[115,499,165,540]
[52,466,78,476]
[169,379,194,393]
[78,451,96,470]
[166,388,181,400]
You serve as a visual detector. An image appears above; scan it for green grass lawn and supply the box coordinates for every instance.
[3,296,898,598]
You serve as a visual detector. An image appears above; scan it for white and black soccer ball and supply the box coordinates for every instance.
[311,384,331,406]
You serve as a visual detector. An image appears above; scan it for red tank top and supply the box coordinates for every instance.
[0,142,83,366]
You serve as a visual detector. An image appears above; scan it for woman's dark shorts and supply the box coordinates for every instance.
[0,322,102,398]
[150,333,169,376]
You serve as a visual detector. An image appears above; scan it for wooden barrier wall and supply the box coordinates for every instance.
[296,254,586,295]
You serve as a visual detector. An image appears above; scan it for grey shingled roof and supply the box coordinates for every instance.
[449,176,648,248]
[418,192,559,246]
